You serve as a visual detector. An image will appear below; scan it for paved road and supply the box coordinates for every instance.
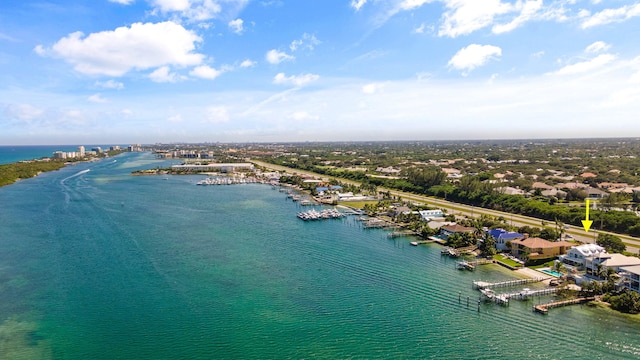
[251,160,640,254]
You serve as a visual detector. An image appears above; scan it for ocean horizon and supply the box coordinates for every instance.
[0,151,639,359]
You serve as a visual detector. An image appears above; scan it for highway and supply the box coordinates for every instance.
[251,160,640,254]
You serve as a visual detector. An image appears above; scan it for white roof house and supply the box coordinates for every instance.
[560,244,607,268]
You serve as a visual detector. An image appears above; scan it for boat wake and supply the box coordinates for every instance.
[60,169,90,184]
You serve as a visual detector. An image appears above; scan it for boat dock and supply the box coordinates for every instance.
[533,297,595,314]
[473,277,547,290]
[297,208,345,221]
[481,287,559,305]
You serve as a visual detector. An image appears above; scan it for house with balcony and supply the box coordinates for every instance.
[510,237,573,262]
[560,244,608,270]
[621,265,640,293]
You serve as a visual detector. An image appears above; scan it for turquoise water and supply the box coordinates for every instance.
[1,152,639,359]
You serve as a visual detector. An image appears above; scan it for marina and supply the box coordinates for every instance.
[296,208,345,221]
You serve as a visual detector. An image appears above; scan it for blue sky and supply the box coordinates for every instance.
[1,0,640,145]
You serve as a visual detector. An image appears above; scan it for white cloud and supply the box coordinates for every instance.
[33,45,46,56]
[95,80,125,90]
[290,33,321,52]
[240,59,256,68]
[413,23,426,34]
[149,66,183,82]
[492,0,543,34]
[585,41,611,54]
[448,44,502,74]
[45,21,203,77]
[581,3,640,29]
[228,18,244,34]
[265,49,294,64]
[205,106,229,123]
[362,82,385,94]
[88,94,108,103]
[552,54,617,75]
[149,0,225,21]
[4,103,44,121]
[399,0,431,11]
[351,0,367,11]
[439,0,515,38]
[190,65,223,80]
[109,0,135,4]
[273,73,319,87]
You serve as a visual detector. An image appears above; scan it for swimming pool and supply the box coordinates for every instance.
[541,269,562,277]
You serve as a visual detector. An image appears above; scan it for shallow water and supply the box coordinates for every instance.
[0,152,638,359]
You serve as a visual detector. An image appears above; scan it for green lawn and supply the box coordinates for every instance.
[493,254,523,268]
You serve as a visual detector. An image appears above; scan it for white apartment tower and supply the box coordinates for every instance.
[78,146,85,157]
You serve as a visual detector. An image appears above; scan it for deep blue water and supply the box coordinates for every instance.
[0,152,639,359]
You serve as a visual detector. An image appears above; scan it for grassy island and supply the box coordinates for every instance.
[0,160,67,187]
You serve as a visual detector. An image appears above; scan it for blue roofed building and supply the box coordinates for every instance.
[487,228,525,252]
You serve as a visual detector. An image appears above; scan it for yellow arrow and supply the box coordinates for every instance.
[582,199,593,232]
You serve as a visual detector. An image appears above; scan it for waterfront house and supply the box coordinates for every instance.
[620,265,640,293]
[510,237,573,262]
[486,228,524,252]
[419,209,444,221]
[560,244,607,270]
[439,224,477,239]
[585,253,640,276]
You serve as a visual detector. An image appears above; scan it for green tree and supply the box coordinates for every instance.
[479,235,497,257]
[597,233,626,253]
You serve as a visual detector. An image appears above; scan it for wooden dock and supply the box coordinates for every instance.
[483,287,559,306]
[534,297,595,314]
[473,277,547,290]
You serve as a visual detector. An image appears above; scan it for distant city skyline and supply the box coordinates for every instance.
[2,0,640,145]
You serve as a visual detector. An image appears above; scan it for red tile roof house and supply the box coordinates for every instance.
[510,237,573,263]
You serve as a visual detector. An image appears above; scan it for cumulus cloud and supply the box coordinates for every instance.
[4,103,44,121]
[552,54,617,75]
[265,49,294,64]
[95,80,125,89]
[44,21,203,77]
[190,65,223,79]
[228,18,244,34]
[448,44,502,74]
[290,33,321,52]
[240,59,256,68]
[88,94,108,103]
[413,23,426,34]
[149,66,183,82]
[581,3,640,29]
[585,41,611,54]
[351,0,367,11]
[273,73,319,87]
[205,106,229,123]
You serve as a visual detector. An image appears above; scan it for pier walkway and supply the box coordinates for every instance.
[473,277,548,290]
[534,297,595,314]
[482,287,559,305]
